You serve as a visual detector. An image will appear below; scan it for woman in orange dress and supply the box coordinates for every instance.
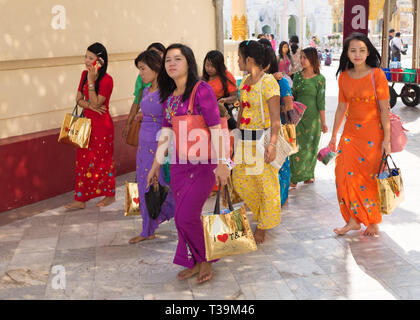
[329,33,391,236]
[202,50,238,129]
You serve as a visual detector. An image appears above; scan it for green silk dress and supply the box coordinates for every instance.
[290,71,326,184]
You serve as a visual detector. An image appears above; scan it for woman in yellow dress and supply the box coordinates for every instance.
[232,40,282,244]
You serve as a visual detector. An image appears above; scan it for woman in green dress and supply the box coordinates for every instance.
[290,47,328,187]
[122,43,165,139]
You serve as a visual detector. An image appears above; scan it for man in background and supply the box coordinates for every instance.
[390,32,403,63]
[388,28,395,67]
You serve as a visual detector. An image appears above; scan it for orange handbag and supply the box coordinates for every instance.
[172,81,229,162]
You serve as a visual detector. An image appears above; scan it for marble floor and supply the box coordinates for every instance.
[0,61,419,300]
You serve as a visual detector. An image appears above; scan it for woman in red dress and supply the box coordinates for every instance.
[65,42,116,210]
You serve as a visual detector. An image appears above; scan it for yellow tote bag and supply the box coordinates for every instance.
[376,155,404,215]
[202,186,257,261]
[125,181,140,216]
[58,106,91,148]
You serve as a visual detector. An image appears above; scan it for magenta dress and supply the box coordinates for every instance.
[137,87,175,238]
[278,57,291,75]
[162,81,221,269]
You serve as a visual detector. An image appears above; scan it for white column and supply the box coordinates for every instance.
[381,0,391,67]
[414,0,419,68]
[283,0,288,40]
[299,0,304,45]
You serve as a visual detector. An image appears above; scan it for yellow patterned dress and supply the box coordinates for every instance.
[232,73,282,230]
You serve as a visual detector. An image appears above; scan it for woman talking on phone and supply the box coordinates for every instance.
[65,42,116,210]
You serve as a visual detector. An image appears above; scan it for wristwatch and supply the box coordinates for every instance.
[219,158,234,170]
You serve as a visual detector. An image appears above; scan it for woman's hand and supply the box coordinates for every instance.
[134,111,143,122]
[382,139,391,156]
[146,163,160,188]
[122,123,130,139]
[273,72,284,81]
[214,164,230,186]
[321,123,328,133]
[88,104,107,115]
[87,64,99,83]
[264,144,276,164]
[328,136,337,152]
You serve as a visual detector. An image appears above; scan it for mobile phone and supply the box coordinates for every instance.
[92,57,104,69]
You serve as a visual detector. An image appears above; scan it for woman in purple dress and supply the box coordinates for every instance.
[147,44,231,284]
[129,50,175,244]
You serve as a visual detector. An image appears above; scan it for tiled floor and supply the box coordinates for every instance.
[0,61,419,299]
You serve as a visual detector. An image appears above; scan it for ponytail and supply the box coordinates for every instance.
[238,40,266,68]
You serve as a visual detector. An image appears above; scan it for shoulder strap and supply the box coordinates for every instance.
[136,85,146,113]
[187,80,203,114]
[370,69,381,114]
[258,74,268,128]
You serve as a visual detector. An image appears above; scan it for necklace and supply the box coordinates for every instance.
[165,94,183,123]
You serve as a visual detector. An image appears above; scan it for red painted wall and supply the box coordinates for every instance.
[0,115,136,213]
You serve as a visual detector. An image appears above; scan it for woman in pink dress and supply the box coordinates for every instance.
[278,41,292,76]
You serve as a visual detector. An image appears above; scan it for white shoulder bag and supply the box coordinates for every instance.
[255,74,292,169]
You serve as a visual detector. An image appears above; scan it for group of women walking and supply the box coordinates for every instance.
[64,32,391,283]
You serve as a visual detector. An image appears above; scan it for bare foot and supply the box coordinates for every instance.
[196,262,213,284]
[64,201,85,211]
[96,196,116,207]
[364,224,379,236]
[177,264,200,281]
[282,199,288,207]
[334,217,361,235]
[254,227,266,244]
[304,178,315,184]
[129,234,156,244]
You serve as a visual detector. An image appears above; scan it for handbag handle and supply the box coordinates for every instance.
[135,85,146,114]
[187,80,204,115]
[258,74,270,129]
[378,153,398,175]
[213,184,234,215]
[371,69,391,113]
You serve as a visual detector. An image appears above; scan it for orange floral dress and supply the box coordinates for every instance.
[335,68,389,227]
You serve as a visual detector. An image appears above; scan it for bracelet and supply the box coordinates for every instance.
[269,142,276,148]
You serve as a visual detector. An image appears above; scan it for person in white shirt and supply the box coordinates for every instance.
[390,32,403,62]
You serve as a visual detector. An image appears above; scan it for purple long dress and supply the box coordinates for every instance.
[137,87,175,238]
[162,81,220,269]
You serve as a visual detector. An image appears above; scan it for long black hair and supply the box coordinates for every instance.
[258,39,278,74]
[147,42,166,55]
[87,42,108,94]
[302,47,321,74]
[135,50,162,73]
[238,40,270,70]
[336,32,381,77]
[202,50,235,97]
[135,43,166,67]
[278,41,291,61]
[289,35,299,54]
[158,43,199,103]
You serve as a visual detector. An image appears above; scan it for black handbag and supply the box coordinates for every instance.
[224,103,238,130]
[144,182,169,219]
